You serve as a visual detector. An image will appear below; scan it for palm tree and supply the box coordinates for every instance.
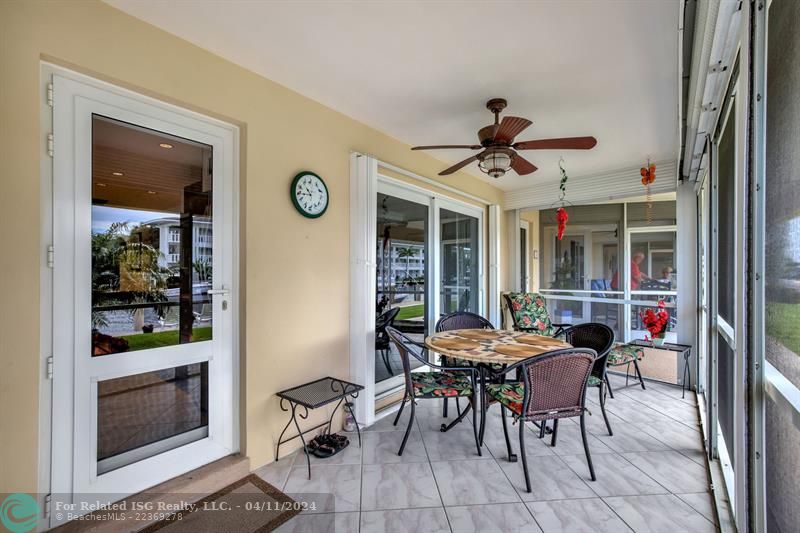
[396,247,417,286]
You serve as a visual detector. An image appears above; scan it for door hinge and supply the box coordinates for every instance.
[47,133,54,157]
[47,82,54,107]
[44,493,52,518]
[46,356,54,380]
[47,245,54,268]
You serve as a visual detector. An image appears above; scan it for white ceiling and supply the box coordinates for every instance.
[106,0,680,192]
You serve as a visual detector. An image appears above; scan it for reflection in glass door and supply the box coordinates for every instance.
[440,208,479,315]
[91,116,213,473]
[375,192,429,385]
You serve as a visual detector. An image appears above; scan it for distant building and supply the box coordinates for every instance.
[144,216,212,269]
[376,241,425,286]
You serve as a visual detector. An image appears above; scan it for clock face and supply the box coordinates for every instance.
[291,172,329,218]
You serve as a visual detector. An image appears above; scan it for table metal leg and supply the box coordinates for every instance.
[347,393,362,447]
[288,402,312,479]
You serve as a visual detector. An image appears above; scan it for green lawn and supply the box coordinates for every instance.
[766,302,800,355]
[396,304,424,321]
[122,326,212,351]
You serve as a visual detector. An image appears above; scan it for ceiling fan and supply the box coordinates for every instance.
[412,98,597,178]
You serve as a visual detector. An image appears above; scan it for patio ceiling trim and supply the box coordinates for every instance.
[503,159,678,211]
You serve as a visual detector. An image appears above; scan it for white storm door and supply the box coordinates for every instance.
[50,73,237,514]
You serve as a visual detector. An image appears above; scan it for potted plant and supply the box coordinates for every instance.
[641,300,669,346]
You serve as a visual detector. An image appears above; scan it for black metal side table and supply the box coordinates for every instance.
[628,340,693,398]
[275,376,364,479]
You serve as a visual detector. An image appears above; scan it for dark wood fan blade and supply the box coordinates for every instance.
[411,144,482,151]
[439,152,484,175]
[494,116,532,143]
[511,155,538,175]
[513,136,598,150]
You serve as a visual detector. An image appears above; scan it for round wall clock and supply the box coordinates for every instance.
[290,171,329,218]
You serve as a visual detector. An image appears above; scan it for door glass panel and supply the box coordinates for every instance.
[547,234,585,323]
[97,363,209,474]
[91,115,213,356]
[440,208,479,315]
[376,193,428,383]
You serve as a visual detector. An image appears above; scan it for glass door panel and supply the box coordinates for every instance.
[440,208,479,315]
[91,116,214,472]
[376,192,428,384]
[548,233,585,324]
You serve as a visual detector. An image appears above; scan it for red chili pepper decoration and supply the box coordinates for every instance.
[556,207,569,240]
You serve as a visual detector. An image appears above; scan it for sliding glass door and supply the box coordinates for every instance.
[373,178,484,400]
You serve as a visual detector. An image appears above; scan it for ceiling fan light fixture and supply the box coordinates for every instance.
[478,149,513,178]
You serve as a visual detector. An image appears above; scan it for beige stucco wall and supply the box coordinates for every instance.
[0,0,506,493]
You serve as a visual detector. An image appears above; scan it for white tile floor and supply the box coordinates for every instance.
[257,375,719,533]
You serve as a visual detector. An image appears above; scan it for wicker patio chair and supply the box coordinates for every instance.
[434,312,495,419]
[563,323,615,435]
[485,348,597,492]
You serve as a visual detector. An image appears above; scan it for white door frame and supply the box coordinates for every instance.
[43,65,239,524]
[519,220,530,291]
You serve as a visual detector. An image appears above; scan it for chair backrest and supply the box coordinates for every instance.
[385,326,426,395]
[376,306,400,333]
[518,348,596,420]
[564,323,614,380]
[435,311,494,332]
[503,292,556,335]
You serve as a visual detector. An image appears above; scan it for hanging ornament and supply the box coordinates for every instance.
[640,160,656,225]
[556,158,570,240]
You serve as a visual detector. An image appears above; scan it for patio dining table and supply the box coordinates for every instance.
[424,328,572,457]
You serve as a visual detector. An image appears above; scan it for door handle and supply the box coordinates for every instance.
[207,288,229,296]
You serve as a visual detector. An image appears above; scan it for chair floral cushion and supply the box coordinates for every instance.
[587,375,602,387]
[507,292,556,336]
[411,371,473,398]
[485,383,524,415]
[608,343,644,366]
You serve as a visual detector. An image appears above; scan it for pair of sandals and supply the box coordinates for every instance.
[306,433,349,458]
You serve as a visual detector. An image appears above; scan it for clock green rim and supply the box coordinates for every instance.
[290,171,329,219]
